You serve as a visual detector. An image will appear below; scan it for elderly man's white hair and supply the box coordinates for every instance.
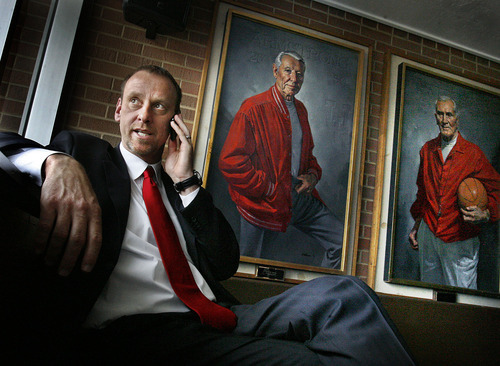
[274,51,306,72]
[435,96,459,117]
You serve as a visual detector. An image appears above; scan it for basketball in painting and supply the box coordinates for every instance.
[457,178,488,210]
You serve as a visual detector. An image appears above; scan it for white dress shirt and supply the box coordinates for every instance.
[9,144,216,328]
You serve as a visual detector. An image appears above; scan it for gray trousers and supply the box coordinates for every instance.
[418,221,479,289]
[79,276,415,366]
[239,187,344,269]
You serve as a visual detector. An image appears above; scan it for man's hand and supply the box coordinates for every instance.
[295,173,318,194]
[409,218,422,250]
[164,115,198,195]
[461,206,490,224]
[37,154,102,276]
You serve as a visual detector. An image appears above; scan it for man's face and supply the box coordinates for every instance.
[115,70,177,163]
[273,55,305,101]
[435,100,459,141]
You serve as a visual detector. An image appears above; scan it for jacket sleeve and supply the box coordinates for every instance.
[0,132,44,152]
[473,150,500,222]
[219,108,274,199]
[180,187,239,281]
[0,132,44,216]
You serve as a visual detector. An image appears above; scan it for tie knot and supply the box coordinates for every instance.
[144,166,156,180]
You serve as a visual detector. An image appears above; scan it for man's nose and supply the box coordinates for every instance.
[138,104,152,122]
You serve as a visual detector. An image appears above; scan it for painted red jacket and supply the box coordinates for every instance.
[410,133,500,243]
[219,85,322,232]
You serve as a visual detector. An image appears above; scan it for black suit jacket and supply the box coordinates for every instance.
[0,131,240,330]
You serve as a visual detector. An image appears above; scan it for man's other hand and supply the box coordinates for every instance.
[461,206,490,224]
[37,154,102,276]
[408,218,422,250]
[295,173,318,194]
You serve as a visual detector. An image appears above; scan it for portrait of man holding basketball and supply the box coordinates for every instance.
[408,96,500,290]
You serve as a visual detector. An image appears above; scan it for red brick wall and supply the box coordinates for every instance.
[61,0,216,147]
[5,0,500,283]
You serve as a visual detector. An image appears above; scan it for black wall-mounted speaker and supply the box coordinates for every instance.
[122,0,191,39]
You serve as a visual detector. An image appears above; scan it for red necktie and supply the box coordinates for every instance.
[142,166,237,332]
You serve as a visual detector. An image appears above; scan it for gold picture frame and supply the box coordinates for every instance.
[194,3,370,282]
[372,51,500,299]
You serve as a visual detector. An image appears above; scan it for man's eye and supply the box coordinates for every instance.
[129,98,140,108]
[154,103,165,110]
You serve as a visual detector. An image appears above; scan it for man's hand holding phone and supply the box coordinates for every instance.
[165,114,196,194]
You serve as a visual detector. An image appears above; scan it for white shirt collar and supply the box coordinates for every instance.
[440,134,458,149]
[119,143,162,181]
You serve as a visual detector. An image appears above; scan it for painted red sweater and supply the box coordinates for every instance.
[219,85,321,232]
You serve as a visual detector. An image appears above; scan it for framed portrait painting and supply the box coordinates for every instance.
[196,3,368,280]
[194,3,370,281]
[375,53,500,299]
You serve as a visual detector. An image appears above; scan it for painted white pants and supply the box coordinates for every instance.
[418,221,479,289]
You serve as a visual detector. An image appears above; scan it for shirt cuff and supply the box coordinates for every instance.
[179,187,200,207]
[8,148,63,186]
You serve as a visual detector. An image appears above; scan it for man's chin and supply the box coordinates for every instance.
[440,132,454,141]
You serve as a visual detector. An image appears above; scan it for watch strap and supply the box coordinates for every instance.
[173,170,202,192]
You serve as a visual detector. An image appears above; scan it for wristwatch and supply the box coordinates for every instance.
[173,170,202,192]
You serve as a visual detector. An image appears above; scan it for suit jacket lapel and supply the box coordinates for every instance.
[103,146,131,243]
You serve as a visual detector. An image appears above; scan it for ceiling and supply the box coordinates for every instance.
[316,0,500,63]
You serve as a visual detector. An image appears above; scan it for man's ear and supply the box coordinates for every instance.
[114,98,122,122]
[272,63,278,78]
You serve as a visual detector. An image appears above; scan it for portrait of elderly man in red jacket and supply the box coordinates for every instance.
[219,51,343,269]
[409,96,500,289]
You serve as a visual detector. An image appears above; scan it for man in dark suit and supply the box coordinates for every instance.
[1,65,414,365]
